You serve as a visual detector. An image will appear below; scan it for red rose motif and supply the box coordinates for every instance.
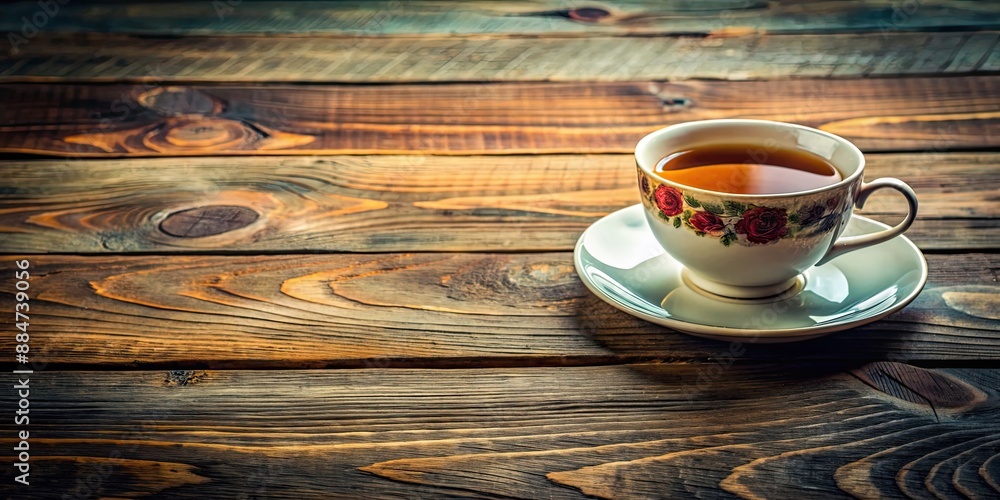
[689,211,725,234]
[653,185,683,216]
[735,206,787,244]
[639,174,651,195]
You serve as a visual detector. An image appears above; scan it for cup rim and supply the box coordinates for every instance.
[635,119,865,199]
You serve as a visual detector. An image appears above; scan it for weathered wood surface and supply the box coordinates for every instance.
[2,77,998,156]
[0,252,995,368]
[4,0,999,36]
[1,2,996,497]
[0,153,994,253]
[1,364,998,497]
[3,31,999,83]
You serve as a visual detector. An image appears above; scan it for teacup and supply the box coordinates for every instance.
[635,119,917,299]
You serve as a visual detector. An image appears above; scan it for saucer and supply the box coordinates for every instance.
[574,205,927,343]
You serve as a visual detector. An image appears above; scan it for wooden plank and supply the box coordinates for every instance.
[2,365,998,497]
[0,252,996,368]
[2,77,999,156]
[0,153,995,253]
[3,0,999,36]
[2,31,998,83]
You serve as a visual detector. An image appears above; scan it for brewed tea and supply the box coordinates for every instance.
[655,144,842,194]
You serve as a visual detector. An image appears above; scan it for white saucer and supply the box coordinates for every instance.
[574,205,928,343]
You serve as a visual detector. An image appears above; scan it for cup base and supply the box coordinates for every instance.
[681,268,802,300]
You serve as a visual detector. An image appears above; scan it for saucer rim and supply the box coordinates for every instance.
[574,204,929,339]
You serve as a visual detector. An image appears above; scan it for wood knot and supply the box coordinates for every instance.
[138,86,220,116]
[159,205,258,238]
[941,286,1000,320]
[443,257,579,308]
[567,7,611,22]
[164,370,208,386]
[140,116,314,153]
[159,117,256,149]
[852,362,985,415]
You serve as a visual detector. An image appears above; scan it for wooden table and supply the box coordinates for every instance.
[1,1,999,497]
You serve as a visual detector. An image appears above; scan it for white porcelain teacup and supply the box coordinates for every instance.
[636,119,918,299]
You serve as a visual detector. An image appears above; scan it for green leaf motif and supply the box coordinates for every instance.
[702,202,725,215]
[695,230,705,237]
[723,200,747,216]
[683,195,701,208]
[682,210,692,223]
[720,231,737,247]
[788,212,799,224]
[673,217,682,228]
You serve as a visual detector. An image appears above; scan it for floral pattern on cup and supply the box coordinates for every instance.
[639,170,848,247]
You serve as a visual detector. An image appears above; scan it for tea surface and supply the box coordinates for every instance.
[655,143,842,194]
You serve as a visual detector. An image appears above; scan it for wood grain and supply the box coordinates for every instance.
[3,31,998,83]
[2,365,998,497]
[2,77,999,156]
[0,252,996,369]
[3,0,998,36]
[0,153,995,253]
[1,2,995,498]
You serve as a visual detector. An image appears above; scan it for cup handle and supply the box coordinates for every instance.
[815,178,918,266]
